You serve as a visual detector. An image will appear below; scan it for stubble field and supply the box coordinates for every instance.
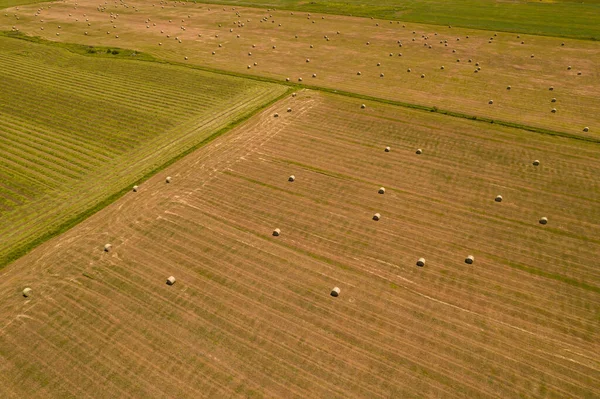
[3,0,599,138]
[1,90,598,398]
[0,34,287,266]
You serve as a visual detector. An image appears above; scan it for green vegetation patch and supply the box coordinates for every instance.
[0,34,287,267]
[191,0,600,40]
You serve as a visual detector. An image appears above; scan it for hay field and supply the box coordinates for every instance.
[1,91,598,398]
[3,0,599,137]
[0,34,287,267]
[195,0,600,40]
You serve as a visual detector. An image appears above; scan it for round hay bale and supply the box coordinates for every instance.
[104,244,112,252]
[421,74,425,78]
[380,73,384,78]
[549,86,554,91]
[416,258,426,267]
[357,71,361,76]
[287,108,292,112]
[407,68,411,72]
[465,255,474,264]
[166,276,176,285]
[530,54,535,58]
[132,185,139,192]
[298,77,303,82]
[378,187,385,194]
[551,108,557,113]
[416,148,423,154]
[312,73,317,78]
[286,77,290,82]
[166,176,172,183]
[533,160,540,166]
[330,287,340,297]
[247,65,251,69]
[489,100,494,104]
[577,71,582,75]
[292,93,297,97]
[377,62,381,66]
[274,113,279,117]
[551,98,556,103]
[385,146,390,152]
[583,127,589,132]
[288,175,295,182]
[373,213,381,221]
[495,195,503,202]
[507,85,511,90]
[185,56,188,60]
[440,66,445,70]
[272,228,281,236]
[361,104,366,109]
[567,66,572,70]
[539,217,548,225]
[212,51,215,55]
[22,288,33,297]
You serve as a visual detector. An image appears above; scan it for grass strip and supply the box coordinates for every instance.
[0,85,294,269]
[4,30,599,144]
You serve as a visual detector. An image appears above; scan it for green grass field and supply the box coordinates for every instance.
[194,0,600,40]
[0,0,50,9]
[0,34,287,267]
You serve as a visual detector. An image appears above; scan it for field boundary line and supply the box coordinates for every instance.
[174,0,600,41]
[0,86,294,269]
[2,31,598,144]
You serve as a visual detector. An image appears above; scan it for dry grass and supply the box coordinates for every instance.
[3,0,599,136]
[1,91,598,398]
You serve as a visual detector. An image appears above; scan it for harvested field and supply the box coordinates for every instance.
[1,91,598,398]
[3,0,600,137]
[0,35,287,266]
[196,0,600,40]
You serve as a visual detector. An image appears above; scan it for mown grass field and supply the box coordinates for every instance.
[1,91,598,398]
[0,34,287,267]
[4,0,599,138]
[197,0,600,40]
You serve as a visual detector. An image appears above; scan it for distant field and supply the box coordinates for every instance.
[5,0,599,138]
[0,0,50,9]
[0,35,287,267]
[195,0,600,40]
[1,90,598,398]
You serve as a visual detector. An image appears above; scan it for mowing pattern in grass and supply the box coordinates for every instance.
[1,91,598,398]
[0,0,51,10]
[188,0,600,40]
[5,0,599,138]
[0,35,287,267]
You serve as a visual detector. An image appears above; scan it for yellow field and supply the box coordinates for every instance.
[2,0,599,138]
[1,91,598,398]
